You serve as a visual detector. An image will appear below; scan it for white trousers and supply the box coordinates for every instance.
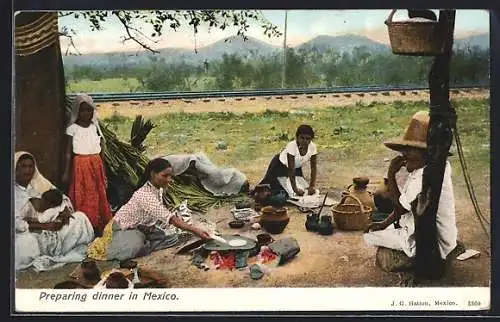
[363,225,415,258]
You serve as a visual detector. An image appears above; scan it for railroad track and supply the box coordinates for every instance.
[68,84,489,103]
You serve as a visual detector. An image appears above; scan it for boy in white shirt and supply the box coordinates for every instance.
[364,111,458,266]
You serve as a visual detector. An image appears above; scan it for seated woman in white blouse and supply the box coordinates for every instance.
[257,124,318,198]
[87,158,212,261]
[14,151,94,272]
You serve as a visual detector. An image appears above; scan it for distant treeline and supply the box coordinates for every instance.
[65,45,489,92]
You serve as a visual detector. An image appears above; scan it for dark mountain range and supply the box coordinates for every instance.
[453,33,489,49]
[61,33,489,69]
[295,34,390,54]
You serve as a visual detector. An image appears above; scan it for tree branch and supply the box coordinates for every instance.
[57,12,74,18]
[59,29,81,56]
[113,11,159,53]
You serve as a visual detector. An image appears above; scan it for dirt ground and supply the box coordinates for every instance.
[15,88,490,289]
[15,186,490,289]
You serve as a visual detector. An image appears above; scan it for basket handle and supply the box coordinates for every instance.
[341,183,354,196]
[385,9,397,26]
[338,193,366,212]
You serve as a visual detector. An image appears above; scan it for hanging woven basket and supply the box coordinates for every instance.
[385,9,446,56]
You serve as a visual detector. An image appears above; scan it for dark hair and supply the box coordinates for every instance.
[295,124,315,139]
[42,189,63,208]
[136,158,172,189]
[16,153,34,166]
[105,272,129,289]
[120,158,172,209]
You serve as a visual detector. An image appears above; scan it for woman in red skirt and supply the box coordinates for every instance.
[62,93,112,236]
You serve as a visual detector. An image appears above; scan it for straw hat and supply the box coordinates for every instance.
[384,111,430,151]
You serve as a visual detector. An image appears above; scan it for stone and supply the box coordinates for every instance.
[216,141,227,150]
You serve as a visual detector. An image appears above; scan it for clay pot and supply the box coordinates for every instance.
[80,259,100,281]
[343,176,375,210]
[261,206,276,215]
[119,259,138,269]
[253,185,272,211]
[260,207,290,234]
[274,208,287,217]
[353,176,370,187]
[256,233,274,249]
[373,178,395,213]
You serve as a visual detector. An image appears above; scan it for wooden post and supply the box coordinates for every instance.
[413,10,456,280]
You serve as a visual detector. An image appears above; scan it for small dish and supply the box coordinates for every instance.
[228,220,245,229]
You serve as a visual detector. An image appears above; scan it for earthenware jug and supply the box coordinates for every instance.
[343,177,375,210]
[373,177,395,213]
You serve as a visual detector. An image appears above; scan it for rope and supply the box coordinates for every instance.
[452,119,490,238]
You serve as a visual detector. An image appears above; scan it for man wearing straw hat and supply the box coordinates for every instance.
[363,111,458,267]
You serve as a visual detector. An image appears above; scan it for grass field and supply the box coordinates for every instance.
[66,78,142,93]
[101,97,490,203]
[66,76,218,93]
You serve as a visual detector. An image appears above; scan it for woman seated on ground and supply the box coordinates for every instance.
[14,151,95,272]
[256,124,318,202]
[87,158,212,261]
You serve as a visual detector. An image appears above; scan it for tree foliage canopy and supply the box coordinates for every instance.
[59,10,283,53]
[66,44,489,93]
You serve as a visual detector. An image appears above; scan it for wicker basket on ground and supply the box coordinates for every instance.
[385,9,445,56]
[331,194,372,231]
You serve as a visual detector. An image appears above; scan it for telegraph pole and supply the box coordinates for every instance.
[281,10,288,89]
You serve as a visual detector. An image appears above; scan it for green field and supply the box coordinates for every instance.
[66,78,142,93]
[101,97,490,208]
[66,76,218,93]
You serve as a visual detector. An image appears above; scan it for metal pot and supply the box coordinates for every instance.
[317,215,334,235]
[305,213,319,231]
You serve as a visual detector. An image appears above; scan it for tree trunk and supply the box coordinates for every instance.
[414,10,456,280]
[14,12,67,186]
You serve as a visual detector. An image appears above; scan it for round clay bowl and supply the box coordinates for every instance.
[256,233,274,247]
[119,259,138,269]
[260,218,290,234]
[229,220,245,229]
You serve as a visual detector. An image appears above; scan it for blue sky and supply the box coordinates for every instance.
[58,10,489,54]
